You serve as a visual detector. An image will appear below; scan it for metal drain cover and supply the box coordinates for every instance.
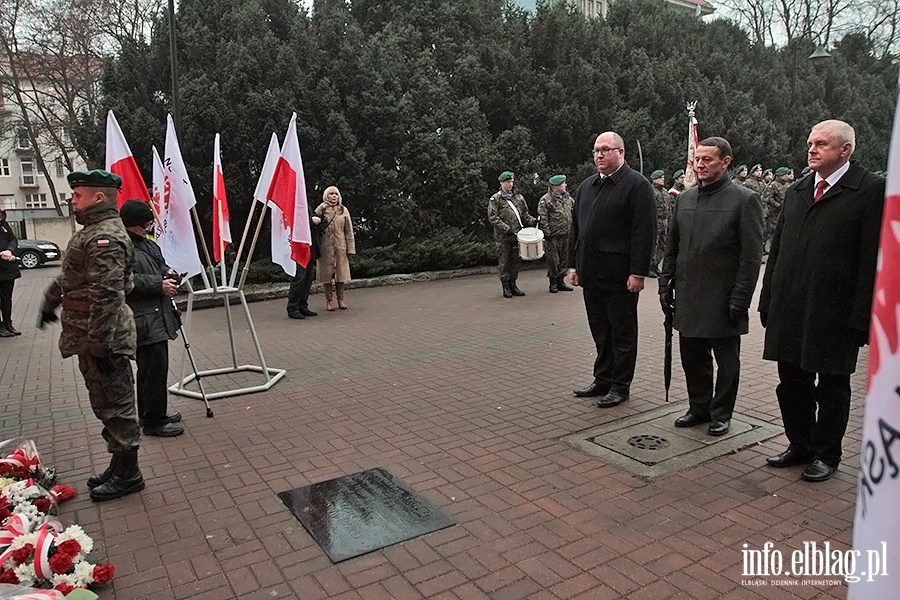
[626,434,670,450]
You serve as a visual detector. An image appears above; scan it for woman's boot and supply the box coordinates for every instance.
[324,283,336,311]
[336,283,348,309]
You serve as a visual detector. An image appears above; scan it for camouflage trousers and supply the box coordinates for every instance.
[544,236,569,278]
[78,354,141,455]
[653,228,668,273]
[495,238,520,282]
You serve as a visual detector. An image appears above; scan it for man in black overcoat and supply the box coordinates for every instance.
[759,119,885,482]
[569,131,656,407]
[659,137,764,436]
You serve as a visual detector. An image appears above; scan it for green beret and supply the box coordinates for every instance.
[735,164,747,173]
[775,167,791,177]
[763,169,773,176]
[67,169,123,189]
[673,169,685,179]
[650,169,665,180]
[498,171,514,182]
[751,164,762,172]
[548,174,566,185]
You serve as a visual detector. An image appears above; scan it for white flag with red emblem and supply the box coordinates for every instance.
[150,145,167,244]
[266,113,312,274]
[162,114,204,279]
[849,94,899,598]
[253,133,295,276]
[212,133,232,263]
[105,110,149,207]
[683,107,699,189]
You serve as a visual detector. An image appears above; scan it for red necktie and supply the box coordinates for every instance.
[814,180,828,201]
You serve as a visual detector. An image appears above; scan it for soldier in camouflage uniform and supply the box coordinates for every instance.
[39,170,143,502]
[649,169,671,276]
[537,174,574,293]
[743,164,766,195]
[732,164,748,186]
[668,169,686,197]
[763,167,793,252]
[487,171,536,297]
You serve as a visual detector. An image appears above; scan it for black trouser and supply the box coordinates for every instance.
[583,286,638,392]
[775,361,851,467]
[287,261,316,315]
[136,341,170,426]
[0,279,13,325]
[679,335,741,422]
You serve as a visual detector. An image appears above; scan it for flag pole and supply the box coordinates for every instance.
[229,197,258,288]
[238,199,270,290]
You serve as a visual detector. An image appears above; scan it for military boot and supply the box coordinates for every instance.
[87,454,119,490]
[509,279,525,296]
[556,277,573,292]
[90,448,145,502]
[501,281,512,298]
[548,278,558,293]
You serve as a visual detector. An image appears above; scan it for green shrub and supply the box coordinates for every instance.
[352,228,495,278]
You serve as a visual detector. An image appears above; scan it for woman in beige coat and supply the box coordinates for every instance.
[315,186,356,310]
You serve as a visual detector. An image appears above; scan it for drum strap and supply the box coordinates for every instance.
[505,199,524,228]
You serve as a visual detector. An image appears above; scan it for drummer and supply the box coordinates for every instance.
[537,174,575,293]
[487,170,536,298]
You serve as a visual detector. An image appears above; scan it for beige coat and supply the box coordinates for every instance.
[315,201,356,283]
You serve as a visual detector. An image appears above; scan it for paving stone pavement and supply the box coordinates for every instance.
[1,265,865,600]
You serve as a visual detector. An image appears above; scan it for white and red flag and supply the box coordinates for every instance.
[162,114,204,279]
[253,133,295,276]
[266,113,312,274]
[150,145,167,243]
[212,133,232,263]
[683,104,699,189]
[105,110,149,207]
[849,96,899,597]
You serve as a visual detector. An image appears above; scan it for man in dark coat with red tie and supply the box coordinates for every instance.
[759,119,885,482]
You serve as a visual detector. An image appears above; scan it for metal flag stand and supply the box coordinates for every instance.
[168,146,286,402]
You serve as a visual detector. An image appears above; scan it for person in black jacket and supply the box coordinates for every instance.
[759,120,884,482]
[569,131,656,407]
[287,209,323,319]
[659,137,764,437]
[0,210,22,337]
[119,200,185,437]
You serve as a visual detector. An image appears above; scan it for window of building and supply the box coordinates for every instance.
[0,158,9,177]
[0,195,15,210]
[58,193,68,204]
[15,129,31,150]
[25,193,48,208]
[20,160,36,186]
[55,157,64,178]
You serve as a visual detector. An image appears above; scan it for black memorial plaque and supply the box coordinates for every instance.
[278,468,455,562]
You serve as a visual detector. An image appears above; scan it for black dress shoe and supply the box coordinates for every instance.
[0,328,13,338]
[161,412,182,424]
[288,313,305,319]
[708,420,731,436]
[143,421,185,437]
[573,382,609,398]
[4,324,20,336]
[597,389,629,408]
[766,447,812,468]
[674,412,711,428]
[801,459,836,482]
[299,308,318,317]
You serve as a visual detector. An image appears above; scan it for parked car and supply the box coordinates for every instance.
[15,239,61,269]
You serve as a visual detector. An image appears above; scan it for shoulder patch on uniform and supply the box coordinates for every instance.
[97,239,110,247]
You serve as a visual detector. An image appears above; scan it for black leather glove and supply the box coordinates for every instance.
[848,328,869,347]
[38,309,58,329]
[729,304,748,323]
[759,312,768,328]
[95,355,119,375]
[659,288,675,318]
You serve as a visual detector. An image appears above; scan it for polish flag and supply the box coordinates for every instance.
[253,133,294,277]
[683,110,699,189]
[150,145,167,245]
[212,133,232,263]
[162,114,204,279]
[266,113,312,272]
[849,97,897,598]
[105,110,149,207]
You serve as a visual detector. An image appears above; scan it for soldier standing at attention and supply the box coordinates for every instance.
[743,164,766,195]
[733,164,749,186]
[39,170,144,502]
[668,169,686,198]
[537,174,574,293]
[487,171,536,298]
[649,169,671,276]
[764,167,792,251]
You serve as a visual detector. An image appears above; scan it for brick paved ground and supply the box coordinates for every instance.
[1,266,865,599]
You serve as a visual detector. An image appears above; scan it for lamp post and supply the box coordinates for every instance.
[789,41,831,156]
